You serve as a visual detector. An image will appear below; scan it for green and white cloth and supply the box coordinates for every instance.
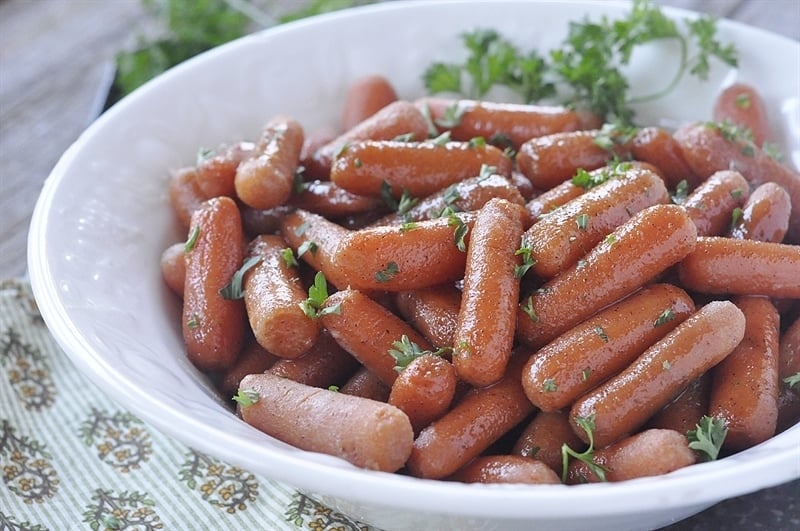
[0,279,375,531]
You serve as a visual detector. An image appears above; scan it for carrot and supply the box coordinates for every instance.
[418,97,600,150]
[709,296,780,451]
[218,337,279,397]
[406,353,535,479]
[779,316,800,384]
[320,289,433,386]
[279,208,350,289]
[182,197,247,371]
[306,100,430,180]
[522,163,669,278]
[330,139,512,199]
[341,74,399,130]
[331,213,475,292]
[268,330,361,388]
[234,116,304,210]
[290,180,385,219]
[517,204,697,349]
[452,198,527,387]
[238,372,413,472]
[388,353,457,434]
[677,237,800,298]
[570,300,746,448]
[517,130,628,191]
[160,242,185,297]
[728,182,791,242]
[674,121,800,243]
[646,373,711,435]
[522,284,695,412]
[512,410,585,475]
[394,285,461,348]
[195,141,255,199]
[681,170,750,236]
[525,179,586,224]
[630,127,700,189]
[168,167,206,228]
[243,235,320,359]
[566,429,696,484]
[240,204,293,237]
[448,455,561,485]
[340,367,391,402]
[371,173,524,226]
[713,83,772,146]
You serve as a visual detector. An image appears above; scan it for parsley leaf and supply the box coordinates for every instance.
[388,335,449,372]
[561,414,608,482]
[299,271,340,319]
[232,389,259,407]
[219,255,262,300]
[687,415,728,461]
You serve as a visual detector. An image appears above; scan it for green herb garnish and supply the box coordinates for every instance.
[687,415,728,461]
[299,271,340,319]
[561,414,608,482]
[184,225,200,253]
[375,261,400,283]
[232,389,259,407]
[219,255,262,300]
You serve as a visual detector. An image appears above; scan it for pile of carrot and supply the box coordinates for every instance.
[161,75,800,485]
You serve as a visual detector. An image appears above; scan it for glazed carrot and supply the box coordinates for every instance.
[182,197,247,371]
[290,180,385,219]
[516,204,697,349]
[331,213,475,292]
[341,74,399,130]
[240,204,293,237]
[709,296,780,451]
[512,410,585,475]
[306,100,430,180]
[160,242,185,297]
[630,127,700,189]
[517,130,628,191]
[453,198,527,387]
[388,353,457,434]
[676,237,800,298]
[320,289,433,386]
[219,338,279,397]
[330,139,512,199]
[234,116,304,210]
[394,285,461,348]
[372,173,524,226]
[339,367,391,402]
[238,372,413,472]
[448,455,561,485]
[406,353,535,480]
[777,387,800,434]
[279,209,350,289]
[243,235,320,359]
[779,316,800,383]
[681,170,750,236]
[418,97,600,150]
[566,429,696,484]
[525,179,586,224]
[674,121,800,243]
[728,182,791,242]
[268,330,361,388]
[299,126,338,171]
[570,300,746,448]
[510,170,537,201]
[713,83,772,146]
[195,141,255,199]
[522,284,695,412]
[522,163,669,278]
[169,167,206,228]
[646,373,711,435]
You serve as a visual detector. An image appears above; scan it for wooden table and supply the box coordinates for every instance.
[1,1,798,529]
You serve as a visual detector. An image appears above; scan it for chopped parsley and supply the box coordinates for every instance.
[184,225,200,253]
[543,378,558,392]
[389,334,450,372]
[562,414,608,482]
[654,307,676,327]
[219,255,262,300]
[514,241,537,279]
[299,272,340,319]
[784,372,800,391]
[232,389,259,408]
[375,261,400,283]
[687,415,728,461]
[594,326,609,343]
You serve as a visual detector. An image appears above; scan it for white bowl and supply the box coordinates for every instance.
[27,1,800,530]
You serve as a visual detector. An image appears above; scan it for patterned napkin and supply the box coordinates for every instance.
[0,279,375,531]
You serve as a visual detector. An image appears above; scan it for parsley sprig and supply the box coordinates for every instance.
[299,272,340,319]
[388,335,450,372]
[561,414,608,482]
[687,415,728,461]
[423,0,737,125]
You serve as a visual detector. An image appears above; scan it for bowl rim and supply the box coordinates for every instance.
[28,0,800,521]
